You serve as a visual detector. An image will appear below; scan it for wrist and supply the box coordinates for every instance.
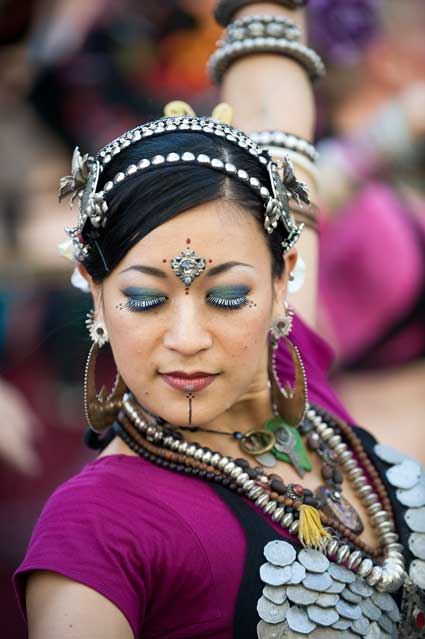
[215,1,308,28]
[235,5,306,34]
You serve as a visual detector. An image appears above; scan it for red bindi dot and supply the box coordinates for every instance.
[162,259,167,263]
[208,259,213,264]
[186,238,191,245]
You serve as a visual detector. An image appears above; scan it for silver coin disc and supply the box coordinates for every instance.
[257,595,289,624]
[336,598,362,620]
[315,593,339,608]
[306,605,339,626]
[408,532,425,559]
[286,584,319,605]
[260,563,293,586]
[360,598,382,621]
[286,605,317,634]
[328,563,356,584]
[263,585,287,605]
[303,571,333,592]
[387,459,421,490]
[405,506,425,532]
[264,540,297,567]
[288,561,306,585]
[298,548,329,573]
[409,558,425,589]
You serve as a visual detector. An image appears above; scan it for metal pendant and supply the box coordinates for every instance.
[255,452,277,468]
[264,418,312,478]
[240,429,276,456]
[316,486,364,534]
[399,576,425,638]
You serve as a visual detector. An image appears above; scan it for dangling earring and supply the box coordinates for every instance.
[84,310,126,433]
[85,310,109,347]
[268,304,308,427]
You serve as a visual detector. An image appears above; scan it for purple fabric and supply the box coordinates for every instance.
[319,182,425,365]
[14,315,350,637]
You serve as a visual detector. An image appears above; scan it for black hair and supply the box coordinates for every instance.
[82,131,286,282]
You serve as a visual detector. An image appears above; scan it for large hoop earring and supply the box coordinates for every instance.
[84,343,127,433]
[269,305,308,427]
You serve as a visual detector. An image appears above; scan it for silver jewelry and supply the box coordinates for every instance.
[208,37,325,85]
[268,147,320,190]
[374,443,425,592]
[85,310,108,347]
[225,14,301,43]
[59,116,308,262]
[170,248,206,287]
[122,393,406,595]
[250,130,319,163]
[271,304,294,340]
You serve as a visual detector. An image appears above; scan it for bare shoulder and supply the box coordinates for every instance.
[26,571,135,639]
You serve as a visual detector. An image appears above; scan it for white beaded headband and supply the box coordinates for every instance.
[59,114,309,261]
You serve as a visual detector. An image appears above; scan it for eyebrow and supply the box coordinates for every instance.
[119,261,254,278]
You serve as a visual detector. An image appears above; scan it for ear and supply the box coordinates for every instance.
[271,249,298,317]
[77,263,104,320]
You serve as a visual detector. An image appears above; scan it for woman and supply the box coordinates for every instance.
[14,2,425,638]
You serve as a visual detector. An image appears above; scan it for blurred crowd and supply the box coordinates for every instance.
[0,0,424,635]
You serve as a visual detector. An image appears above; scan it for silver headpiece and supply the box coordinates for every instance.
[59,115,309,261]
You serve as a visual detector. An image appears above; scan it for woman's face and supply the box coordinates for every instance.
[90,200,293,427]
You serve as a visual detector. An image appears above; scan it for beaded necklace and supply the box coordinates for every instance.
[116,394,405,594]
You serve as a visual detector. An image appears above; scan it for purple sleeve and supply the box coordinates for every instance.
[13,470,148,635]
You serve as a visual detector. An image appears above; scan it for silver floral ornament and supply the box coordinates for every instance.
[85,310,109,347]
[58,147,95,206]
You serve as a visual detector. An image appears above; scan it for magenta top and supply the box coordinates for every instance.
[14,315,353,637]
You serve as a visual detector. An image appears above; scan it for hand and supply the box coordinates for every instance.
[0,378,42,475]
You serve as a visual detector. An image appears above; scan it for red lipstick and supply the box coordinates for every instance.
[161,371,218,392]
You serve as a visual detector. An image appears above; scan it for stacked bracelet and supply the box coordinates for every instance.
[208,36,325,84]
[250,130,319,162]
[215,0,309,27]
[226,14,301,42]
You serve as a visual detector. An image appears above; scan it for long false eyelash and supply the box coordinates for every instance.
[207,295,249,310]
[124,296,168,312]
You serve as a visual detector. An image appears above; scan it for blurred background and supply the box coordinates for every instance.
[0,0,424,635]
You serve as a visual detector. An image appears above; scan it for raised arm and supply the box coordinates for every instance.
[214,2,319,326]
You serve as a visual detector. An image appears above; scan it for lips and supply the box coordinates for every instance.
[161,371,218,393]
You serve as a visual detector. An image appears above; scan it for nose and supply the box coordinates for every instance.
[162,299,213,356]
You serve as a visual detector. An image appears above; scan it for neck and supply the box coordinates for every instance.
[178,379,275,460]
[204,385,274,434]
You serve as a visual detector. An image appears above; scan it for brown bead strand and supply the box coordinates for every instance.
[120,416,219,475]
[118,415,380,558]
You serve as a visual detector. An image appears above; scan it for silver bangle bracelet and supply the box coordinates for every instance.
[225,14,301,42]
[208,37,325,84]
[250,130,319,162]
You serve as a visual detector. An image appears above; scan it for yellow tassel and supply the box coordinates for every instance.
[297,505,331,550]
[211,102,233,125]
[163,101,196,118]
